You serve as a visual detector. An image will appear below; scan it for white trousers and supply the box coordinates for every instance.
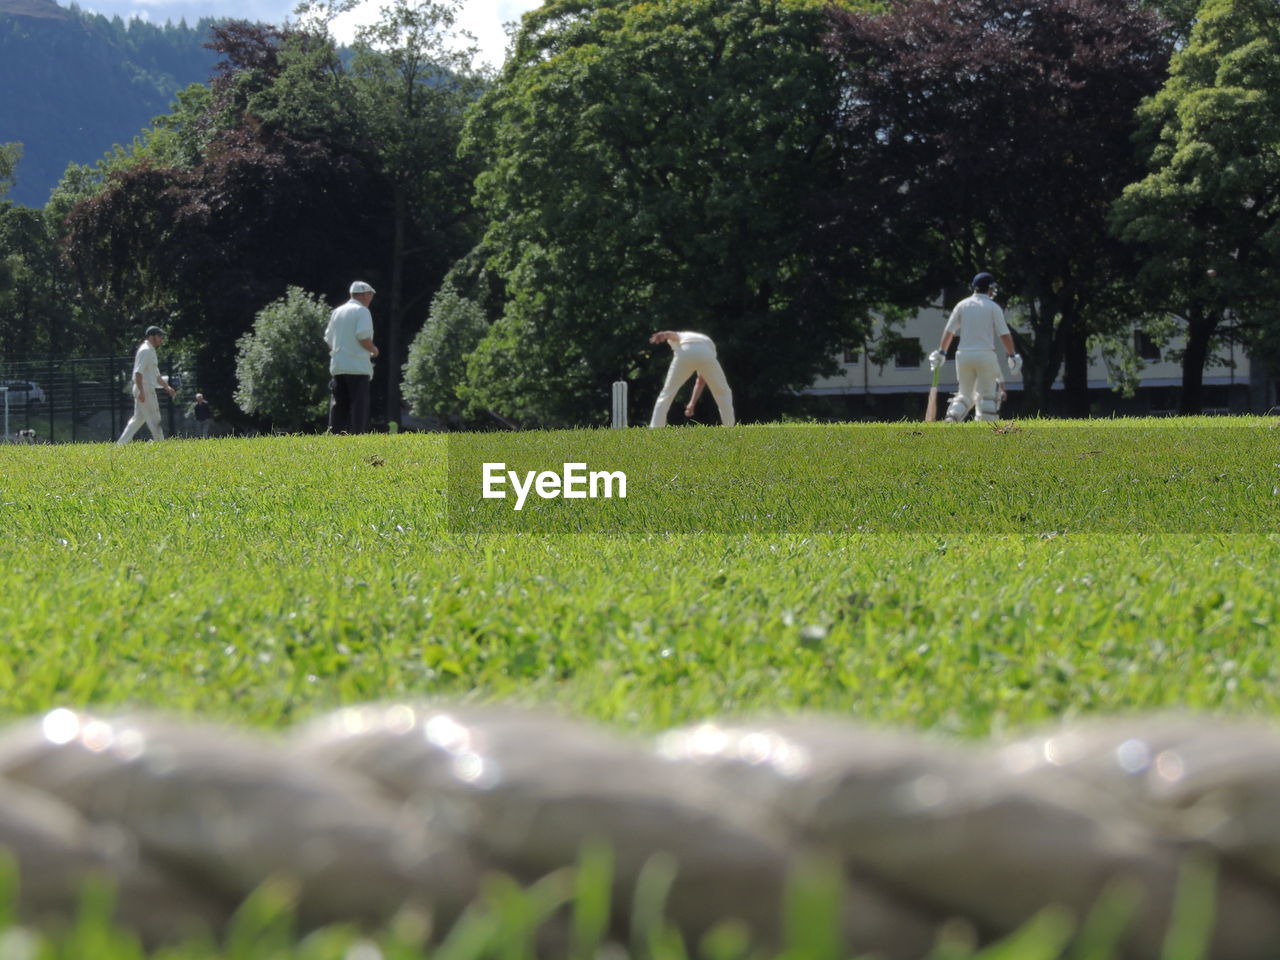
[117,393,164,444]
[650,341,735,427]
[948,351,1002,422]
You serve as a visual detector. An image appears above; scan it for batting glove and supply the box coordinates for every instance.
[928,350,945,372]
[1007,353,1023,377]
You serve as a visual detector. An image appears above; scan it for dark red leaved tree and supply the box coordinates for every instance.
[826,0,1171,414]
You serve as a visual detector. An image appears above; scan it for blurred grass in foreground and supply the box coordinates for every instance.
[0,847,1224,960]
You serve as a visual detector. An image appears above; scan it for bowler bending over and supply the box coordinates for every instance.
[648,330,735,428]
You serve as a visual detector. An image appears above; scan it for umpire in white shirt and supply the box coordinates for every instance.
[117,325,176,444]
[324,281,380,434]
[929,273,1021,423]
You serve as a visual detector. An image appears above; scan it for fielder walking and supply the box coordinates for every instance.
[929,273,1021,423]
[648,330,735,427]
[325,281,379,434]
[116,325,176,444]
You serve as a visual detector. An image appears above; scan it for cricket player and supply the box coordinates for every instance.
[648,330,735,427]
[325,281,379,434]
[929,273,1021,422]
[117,325,176,444]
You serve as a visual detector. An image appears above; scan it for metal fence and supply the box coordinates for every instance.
[1,356,194,444]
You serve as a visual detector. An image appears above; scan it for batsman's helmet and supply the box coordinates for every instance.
[972,272,997,293]
[145,325,166,337]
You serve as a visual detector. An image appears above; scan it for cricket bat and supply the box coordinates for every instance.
[924,364,941,422]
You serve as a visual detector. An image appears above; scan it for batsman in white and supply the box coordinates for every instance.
[648,330,735,427]
[116,325,177,444]
[929,273,1021,423]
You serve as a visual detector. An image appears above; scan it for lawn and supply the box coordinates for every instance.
[3,418,1280,958]
[4,419,1278,730]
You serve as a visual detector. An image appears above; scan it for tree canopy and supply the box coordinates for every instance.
[456,0,873,425]
[12,0,1280,422]
[1111,0,1280,412]
[0,202,69,362]
[58,8,483,421]
[825,0,1171,414]
[0,143,20,200]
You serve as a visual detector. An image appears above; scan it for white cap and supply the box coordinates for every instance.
[350,281,375,295]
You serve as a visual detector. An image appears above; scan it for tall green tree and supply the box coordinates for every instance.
[0,204,70,361]
[826,0,1171,415]
[346,0,485,424]
[61,13,481,424]
[460,0,869,425]
[279,0,483,423]
[0,149,119,363]
[1143,0,1206,45]
[1111,0,1280,413]
[0,142,20,200]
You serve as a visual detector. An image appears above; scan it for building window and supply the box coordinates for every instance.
[1135,330,1161,362]
[844,348,861,365]
[894,338,923,369]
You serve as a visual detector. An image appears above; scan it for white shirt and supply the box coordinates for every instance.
[131,340,163,398]
[944,294,1010,352]
[325,300,375,376]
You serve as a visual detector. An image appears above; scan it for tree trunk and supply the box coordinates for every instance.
[386,183,407,426]
[1179,310,1217,414]
[1060,309,1091,418]
[1024,301,1063,415]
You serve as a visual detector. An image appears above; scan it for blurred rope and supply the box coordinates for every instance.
[1,706,1280,959]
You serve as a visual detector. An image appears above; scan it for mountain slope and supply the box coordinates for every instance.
[0,0,219,207]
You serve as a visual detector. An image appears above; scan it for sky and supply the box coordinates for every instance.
[331,0,541,66]
[75,0,544,69]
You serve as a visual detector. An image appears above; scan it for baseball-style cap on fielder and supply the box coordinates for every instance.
[145,325,166,337]
[972,272,997,292]
[350,281,376,295]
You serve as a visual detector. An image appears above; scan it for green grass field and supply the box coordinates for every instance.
[3,418,1280,957]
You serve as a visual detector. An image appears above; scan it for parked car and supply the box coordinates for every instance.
[4,381,45,405]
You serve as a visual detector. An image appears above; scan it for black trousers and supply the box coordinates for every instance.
[329,374,371,434]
